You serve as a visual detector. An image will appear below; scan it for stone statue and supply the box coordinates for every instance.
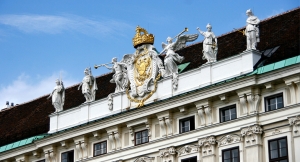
[245,9,260,50]
[197,23,218,63]
[78,68,98,102]
[47,79,65,112]
[96,57,129,93]
[161,28,199,77]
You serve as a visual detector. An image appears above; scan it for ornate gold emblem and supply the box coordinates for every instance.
[133,47,152,86]
[132,26,154,48]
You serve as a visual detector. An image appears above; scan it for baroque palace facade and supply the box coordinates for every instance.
[0,8,299,162]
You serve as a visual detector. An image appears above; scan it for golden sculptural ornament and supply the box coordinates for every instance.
[134,47,152,86]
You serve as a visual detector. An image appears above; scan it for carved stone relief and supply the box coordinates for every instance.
[289,115,300,136]
[159,147,177,162]
[199,136,216,156]
[134,156,155,162]
[177,145,200,156]
[241,124,262,146]
[217,134,241,147]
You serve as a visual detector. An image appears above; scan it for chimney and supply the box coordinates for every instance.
[6,101,9,108]
[11,102,14,107]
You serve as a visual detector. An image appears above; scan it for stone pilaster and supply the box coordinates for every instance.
[157,111,173,137]
[241,124,263,162]
[199,136,216,162]
[73,136,88,160]
[195,99,213,127]
[289,115,300,162]
[284,76,300,104]
[43,146,56,162]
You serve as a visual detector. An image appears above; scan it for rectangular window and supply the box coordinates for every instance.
[220,105,237,123]
[135,130,149,145]
[265,93,284,111]
[268,137,288,162]
[94,141,107,156]
[181,156,197,162]
[179,116,195,134]
[222,147,239,162]
[61,150,74,162]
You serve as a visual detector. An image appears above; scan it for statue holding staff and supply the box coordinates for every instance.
[197,23,218,63]
[78,68,98,102]
[245,9,260,50]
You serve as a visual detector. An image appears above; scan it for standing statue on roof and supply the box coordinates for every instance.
[47,79,65,112]
[160,28,199,77]
[197,23,218,63]
[78,68,98,102]
[160,28,198,90]
[95,57,129,93]
[245,9,260,50]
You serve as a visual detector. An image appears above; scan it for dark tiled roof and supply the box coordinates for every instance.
[0,7,299,146]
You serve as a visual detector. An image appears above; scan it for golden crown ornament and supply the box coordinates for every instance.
[132,26,154,48]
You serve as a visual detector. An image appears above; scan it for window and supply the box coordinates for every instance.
[220,105,237,123]
[268,137,288,162]
[222,147,239,162]
[181,156,197,162]
[179,116,195,133]
[61,150,74,162]
[265,93,284,111]
[135,130,149,145]
[36,160,45,162]
[94,141,107,156]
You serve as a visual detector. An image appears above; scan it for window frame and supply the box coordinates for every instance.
[179,116,195,134]
[134,129,149,146]
[61,150,74,162]
[181,156,197,162]
[268,137,289,162]
[221,146,240,162]
[93,140,107,157]
[265,93,284,112]
[219,105,237,123]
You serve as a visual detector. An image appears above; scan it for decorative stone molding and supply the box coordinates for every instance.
[73,136,88,160]
[289,115,300,136]
[219,94,229,103]
[199,136,216,156]
[157,111,173,137]
[33,150,41,158]
[134,156,155,162]
[237,88,261,115]
[272,128,281,135]
[106,127,122,150]
[108,93,113,110]
[60,141,68,149]
[15,155,27,162]
[178,106,187,114]
[43,146,56,162]
[92,131,101,139]
[127,118,152,142]
[264,82,274,90]
[195,100,213,126]
[217,134,241,147]
[159,147,177,162]
[284,76,300,104]
[177,145,200,156]
[241,124,262,146]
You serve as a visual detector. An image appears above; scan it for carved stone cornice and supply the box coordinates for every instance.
[199,136,216,156]
[217,134,241,147]
[288,115,300,136]
[135,156,155,162]
[177,145,200,156]
[159,147,176,162]
[241,124,262,146]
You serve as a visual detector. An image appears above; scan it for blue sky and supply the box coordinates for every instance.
[0,0,298,108]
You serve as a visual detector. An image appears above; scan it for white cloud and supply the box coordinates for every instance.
[0,71,78,110]
[0,14,133,37]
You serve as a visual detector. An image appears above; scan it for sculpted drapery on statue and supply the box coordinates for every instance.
[47,79,65,112]
[96,57,129,93]
[160,28,199,77]
[197,23,218,63]
[245,9,260,50]
[78,68,98,102]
